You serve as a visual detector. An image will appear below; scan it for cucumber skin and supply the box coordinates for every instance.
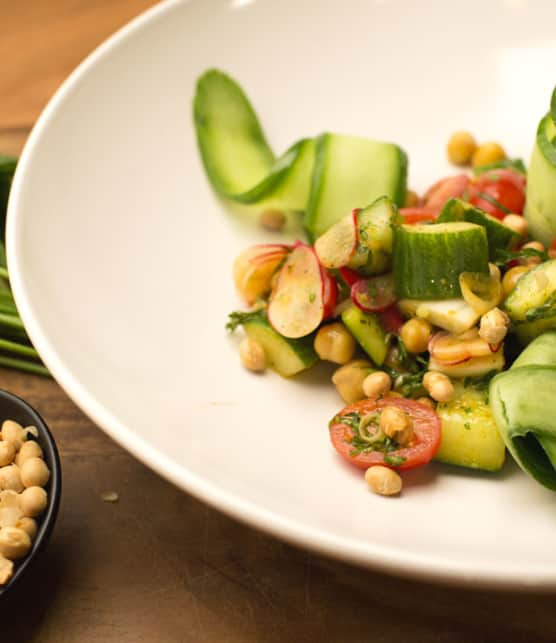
[304,133,408,241]
[435,382,505,472]
[341,306,387,366]
[438,198,519,259]
[504,259,556,322]
[239,313,318,377]
[393,223,489,300]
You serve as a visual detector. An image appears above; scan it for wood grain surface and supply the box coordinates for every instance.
[1,2,556,641]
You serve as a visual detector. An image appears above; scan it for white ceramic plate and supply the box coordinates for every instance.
[8,0,556,589]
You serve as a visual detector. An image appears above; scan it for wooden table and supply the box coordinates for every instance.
[1,2,556,641]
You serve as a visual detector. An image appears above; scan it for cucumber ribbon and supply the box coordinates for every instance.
[490,331,556,490]
[193,69,407,240]
[525,86,556,244]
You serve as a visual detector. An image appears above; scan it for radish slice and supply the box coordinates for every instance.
[268,243,326,338]
[428,331,494,365]
[351,274,396,313]
[314,210,359,269]
[233,244,290,304]
[321,267,338,319]
[339,267,361,287]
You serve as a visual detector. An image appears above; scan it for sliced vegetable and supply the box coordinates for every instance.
[504,259,556,325]
[398,298,481,335]
[468,169,526,220]
[193,69,314,212]
[351,274,396,313]
[435,381,505,472]
[438,198,520,259]
[489,332,556,490]
[429,347,504,378]
[399,207,438,224]
[423,174,469,213]
[341,305,388,366]
[227,310,317,376]
[428,330,497,365]
[354,197,399,275]
[328,397,441,470]
[458,271,502,315]
[305,133,407,240]
[314,209,358,270]
[473,158,526,176]
[233,244,290,304]
[393,222,489,299]
[378,305,405,334]
[268,243,327,338]
[525,95,556,244]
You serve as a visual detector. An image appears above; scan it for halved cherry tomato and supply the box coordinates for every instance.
[423,174,470,213]
[378,305,405,334]
[351,274,396,313]
[329,397,441,471]
[399,207,439,224]
[468,169,525,220]
[338,266,361,288]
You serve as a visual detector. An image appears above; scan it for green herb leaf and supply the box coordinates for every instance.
[226,309,265,331]
[472,158,526,176]
[383,453,406,467]
[495,247,549,266]
[475,191,513,215]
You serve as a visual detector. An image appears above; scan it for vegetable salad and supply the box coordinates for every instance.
[194,70,556,496]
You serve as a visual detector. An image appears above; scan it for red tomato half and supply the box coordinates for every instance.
[468,169,526,220]
[423,174,470,212]
[351,274,396,313]
[329,397,441,471]
[399,207,439,224]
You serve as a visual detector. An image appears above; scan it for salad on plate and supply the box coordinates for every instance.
[194,70,556,497]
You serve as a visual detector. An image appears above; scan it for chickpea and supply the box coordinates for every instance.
[15,517,38,541]
[0,465,23,493]
[20,457,50,489]
[239,337,266,372]
[15,440,43,468]
[314,322,356,364]
[0,556,13,585]
[400,318,432,354]
[404,190,420,207]
[479,307,510,345]
[423,371,455,402]
[380,406,413,446]
[446,131,477,166]
[365,466,402,496]
[520,241,545,266]
[259,209,286,231]
[502,214,528,237]
[20,487,48,518]
[1,420,25,451]
[0,527,31,560]
[472,142,506,168]
[362,371,391,398]
[502,265,531,297]
[0,441,15,467]
[331,360,372,404]
[0,490,23,529]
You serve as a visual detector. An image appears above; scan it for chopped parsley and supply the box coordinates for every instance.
[226,309,265,331]
[494,246,549,266]
[384,453,407,467]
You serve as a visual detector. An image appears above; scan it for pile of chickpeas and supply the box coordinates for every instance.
[0,419,50,585]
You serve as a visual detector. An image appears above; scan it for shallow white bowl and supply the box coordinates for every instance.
[8,0,556,589]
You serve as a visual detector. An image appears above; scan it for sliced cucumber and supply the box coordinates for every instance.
[341,305,387,365]
[438,198,519,259]
[305,133,407,241]
[355,197,399,275]
[193,69,314,211]
[525,111,556,245]
[435,382,505,472]
[429,348,504,378]
[393,222,489,300]
[398,298,480,335]
[314,210,358,270]
[512,331,556,369]
[242,314,318,377]
[504,259,556,323]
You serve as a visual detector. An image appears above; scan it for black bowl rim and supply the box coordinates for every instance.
[0,389,61,596]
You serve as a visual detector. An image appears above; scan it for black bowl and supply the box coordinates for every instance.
[0,389,61,596]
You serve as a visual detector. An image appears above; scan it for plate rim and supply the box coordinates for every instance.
[6,0,556,591]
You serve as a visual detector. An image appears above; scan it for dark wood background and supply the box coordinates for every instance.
[1,2,556,641]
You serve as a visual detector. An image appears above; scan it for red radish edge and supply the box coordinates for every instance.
[350,276,396,314]
[427,331,472,366]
